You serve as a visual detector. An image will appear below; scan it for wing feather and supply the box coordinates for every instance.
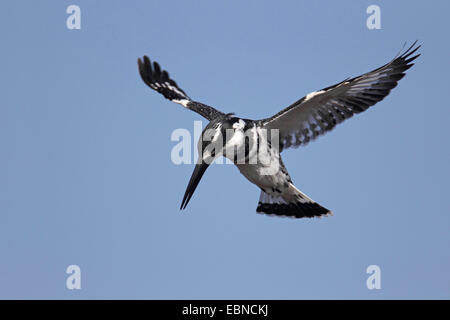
[261,42,421,151]
[137,56,224,121]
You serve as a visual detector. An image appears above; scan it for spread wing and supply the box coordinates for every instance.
[137,56,225,121]
[261,42,421,151]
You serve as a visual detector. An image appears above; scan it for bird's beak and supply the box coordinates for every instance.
[180,161,210,210]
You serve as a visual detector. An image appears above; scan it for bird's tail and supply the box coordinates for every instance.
[256,184,332,218]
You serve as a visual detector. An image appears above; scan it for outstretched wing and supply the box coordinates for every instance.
[261,42,421,151]
[137,56,225,121]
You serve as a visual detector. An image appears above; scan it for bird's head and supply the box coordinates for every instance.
[200,115,249,157]
[180,114,250,209]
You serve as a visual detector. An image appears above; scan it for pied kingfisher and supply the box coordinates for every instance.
[138,42,420,219]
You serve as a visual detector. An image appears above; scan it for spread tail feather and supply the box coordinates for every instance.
[256,187,332,218]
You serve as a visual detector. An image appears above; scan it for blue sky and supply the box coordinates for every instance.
[1,1,449,299]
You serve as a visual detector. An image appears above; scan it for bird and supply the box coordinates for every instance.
[137,42,420,219]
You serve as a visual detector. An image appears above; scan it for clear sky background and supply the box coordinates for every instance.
[1,1,449,299]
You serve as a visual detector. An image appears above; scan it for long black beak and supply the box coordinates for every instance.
[180,162,210,210]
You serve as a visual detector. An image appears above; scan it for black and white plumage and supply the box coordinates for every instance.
[138,42,420,219]
[138,56,224,121]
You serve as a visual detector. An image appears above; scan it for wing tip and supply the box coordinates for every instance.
[397,41,422,62]
[137,55,190,99]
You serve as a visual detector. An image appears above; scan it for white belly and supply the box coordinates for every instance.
[236,160,290,195]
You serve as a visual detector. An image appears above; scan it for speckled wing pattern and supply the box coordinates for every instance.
[262,42,421,151]
[138,56,224,121]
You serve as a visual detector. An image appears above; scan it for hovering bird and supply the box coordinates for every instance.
[138,42,420,218]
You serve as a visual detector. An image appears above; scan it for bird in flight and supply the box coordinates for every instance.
[138,42,420,219]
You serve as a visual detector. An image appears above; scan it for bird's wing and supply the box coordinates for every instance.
[261,42,421,151]
[138,56,225,121]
